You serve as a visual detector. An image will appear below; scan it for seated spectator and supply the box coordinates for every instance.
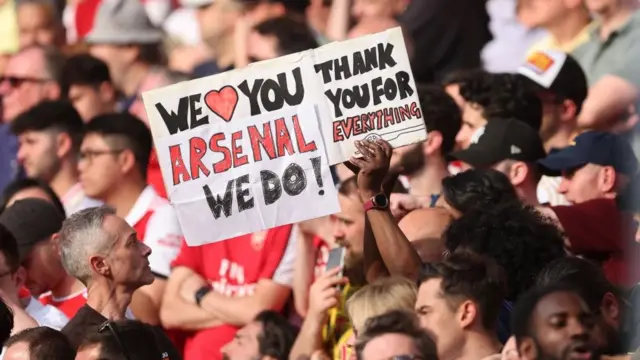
[456,73,542,148]
[355,310,437,360]
[535,257,631,354]
[58,206,180,359]
[536,131,640,285]
[221,310,298,360]
[512,284,598,360]
[77,320,166,360]
[439,168,519,219]
[60,54,117,122]
[0,220,68,330]
[0,199,85,318]
[416,252,505,359]
[449,119,546,206]
[0,178,65,215]
[11,100,101,216]
[79,113,183,324]
[3,327,75,360]
[16,0,65,49]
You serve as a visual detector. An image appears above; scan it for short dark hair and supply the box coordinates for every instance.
[419,252,507,330]
[84,112,153,176]
[442,68,488,87]
[444,201,566,301]
[355,310,437,360]
[0,298,13,345]
[535,257,621,315]
[60,54,112,97]
[0,178,66,216]
[5,327,76,360]
[419,85,461,155]
[254,310,299,360]
[459,73,542,131]
[11,100,84,150]
[254,14,318,56]
[78,320,162,360]
[512,283,587,347]
[441,168,519,214]
[0,223,20,273]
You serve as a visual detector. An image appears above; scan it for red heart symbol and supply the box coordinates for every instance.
[204,86,239,122]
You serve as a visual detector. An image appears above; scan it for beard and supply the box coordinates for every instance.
[344,251,366,286]
[397,144,426,175]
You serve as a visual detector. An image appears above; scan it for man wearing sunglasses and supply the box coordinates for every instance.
[0,45,64,192]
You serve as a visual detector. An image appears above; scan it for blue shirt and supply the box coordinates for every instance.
[0,124,22,192]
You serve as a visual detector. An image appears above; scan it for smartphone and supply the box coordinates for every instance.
[325,247,345,279]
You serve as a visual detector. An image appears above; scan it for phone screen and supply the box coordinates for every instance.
[325,247,345,277]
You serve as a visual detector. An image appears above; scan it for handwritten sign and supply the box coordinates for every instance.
[154,104,339,245]
[142,27,423,244]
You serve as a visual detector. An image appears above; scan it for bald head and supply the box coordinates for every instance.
[399,207,451,262]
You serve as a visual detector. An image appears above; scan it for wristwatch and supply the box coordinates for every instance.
[363,193,389,211]
[195,285,212,306]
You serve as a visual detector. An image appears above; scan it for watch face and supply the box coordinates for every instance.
[374,193,389,208]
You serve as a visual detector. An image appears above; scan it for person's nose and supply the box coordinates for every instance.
[558,177,570,194]
[567,318,589,339]
[0,78,12,96]
[141,241,152,257]
[16,145,27,165]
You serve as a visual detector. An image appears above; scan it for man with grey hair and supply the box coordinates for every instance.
[58,206,181,358]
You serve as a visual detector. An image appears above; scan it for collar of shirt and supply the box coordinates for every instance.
[591,11,640,41]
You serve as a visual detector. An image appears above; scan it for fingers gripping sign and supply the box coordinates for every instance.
[350,139,392,199]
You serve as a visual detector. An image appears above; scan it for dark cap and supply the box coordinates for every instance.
[538,131,639,176]
[449,118,546,168]
[0,198,65,261]
[518,50,588,111]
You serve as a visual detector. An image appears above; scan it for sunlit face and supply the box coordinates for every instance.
[21,240,64,297]
[68,84,113,122]
[78,133,125,200]
[351,0,405,19]
[333,193,365,269]
[16,131,60,181]
[415,278,464,360]
[517,0,568,28]
[221,321,262,360]
[360,333,419,360]
[557,164,607,204]
[521,291,596,360]
[0,49,57,122]
[6,187,53,208]
[17,3,58,48]
[101,215,153,289]
[455,103,487,149]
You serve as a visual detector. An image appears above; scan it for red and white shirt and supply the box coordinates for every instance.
[125,186,183,277]
[171,225,295,360]
[62,183,103,216]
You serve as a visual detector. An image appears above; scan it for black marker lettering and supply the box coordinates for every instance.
[155,97,189,135]
[235,174,254,212]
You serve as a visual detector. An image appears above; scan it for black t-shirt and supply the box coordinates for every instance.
[61,304,182,360]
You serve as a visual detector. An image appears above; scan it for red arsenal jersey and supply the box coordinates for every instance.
[39,290,86,319]
[171,225,295,360]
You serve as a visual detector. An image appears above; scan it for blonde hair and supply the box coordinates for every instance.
[346,276,417,334]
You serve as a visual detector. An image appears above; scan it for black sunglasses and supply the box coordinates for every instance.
[0,76,50,88]
[98,321,132,360]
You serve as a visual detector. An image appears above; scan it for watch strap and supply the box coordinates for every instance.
[195,285,212,306]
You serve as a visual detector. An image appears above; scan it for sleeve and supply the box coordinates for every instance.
[610,39,640,88]
[144,205,184,277]
[261,225,295,286]
[171,237,203,275]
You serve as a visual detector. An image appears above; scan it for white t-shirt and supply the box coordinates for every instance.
[24,297,69,330]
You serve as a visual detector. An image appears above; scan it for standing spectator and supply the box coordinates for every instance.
[221,310,298,360]
[17,0,65,49]
[161,223,295,360]
[3,327,75,360]
[58,206,181,359]
[0,221,68,330]
[60,54,117,122]
[449,119,546,206]
[415,252,505,360]
[355,310,437,360]
[78,113,182,324]
[0,199,86,318]
[574,0,640,132]
[0,45,64,192]
[518,0,593,54]
[11,100,101,215]
[512,284,597,360]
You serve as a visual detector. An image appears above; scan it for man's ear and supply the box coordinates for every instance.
[509,161,529,187]
[14,266,27,289]
[425,131,443,156]
[600,292,620,327]
[599,166,617,193]
[119,149,137,175]
[90,255,110,277]
[518,337,538,360]
[458,300,477,329]
[561,99,578,122]
[56,132,73,159]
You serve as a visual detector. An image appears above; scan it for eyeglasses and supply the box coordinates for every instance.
[0,76,50,89]
[98,321,132,360]
[78,149,124,163]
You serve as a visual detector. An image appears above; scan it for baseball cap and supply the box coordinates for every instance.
[517,50,588,111]
[0,198,65,262]
[449,118,546,168]
[538,131,639,177]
